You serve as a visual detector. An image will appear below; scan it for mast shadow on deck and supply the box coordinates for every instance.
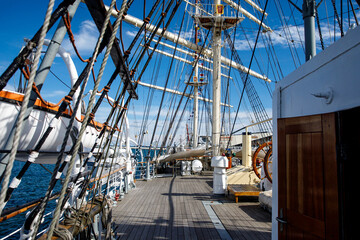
[112,175,271,239]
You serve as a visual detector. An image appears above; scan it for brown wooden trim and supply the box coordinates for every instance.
[284,115,322,134]
[322,113,339,239]
[0,90,106,131]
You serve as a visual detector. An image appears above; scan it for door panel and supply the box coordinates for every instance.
[278,113,339,240]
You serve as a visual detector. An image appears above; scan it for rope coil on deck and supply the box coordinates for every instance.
[52,195,113,239]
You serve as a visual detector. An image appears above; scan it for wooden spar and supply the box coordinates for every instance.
[192,2,200,148]
[104,5,270,82]
[158,149,208,163]
[144,45,233,79]
[135,81,233,108]
[157,148,264,163]
[242,0,268,16]
[222,0,271,31]
[0,192,60,223]
[151,39,230,70]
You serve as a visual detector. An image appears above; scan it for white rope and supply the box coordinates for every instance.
[46,0,127,238]
[0,0,56,216]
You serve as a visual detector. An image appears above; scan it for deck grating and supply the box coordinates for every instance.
[112,174,271,240]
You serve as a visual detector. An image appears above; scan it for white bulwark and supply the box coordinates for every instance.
[272,25,360,239]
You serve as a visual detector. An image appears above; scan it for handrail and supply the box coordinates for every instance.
[231,118,272,135]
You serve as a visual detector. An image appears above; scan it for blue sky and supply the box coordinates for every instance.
[0,0,358,146]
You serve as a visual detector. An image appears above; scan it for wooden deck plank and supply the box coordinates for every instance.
[143,182,163,239]
[112,174,271,240]
[213,202,271,240]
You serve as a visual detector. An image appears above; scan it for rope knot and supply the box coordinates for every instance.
[124,50,131,56]
[130,69,136,77]
[144,17,150,23]
[104,85,110,92]
[64,95,72,104]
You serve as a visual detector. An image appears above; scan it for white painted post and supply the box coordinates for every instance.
[242,131,252,167]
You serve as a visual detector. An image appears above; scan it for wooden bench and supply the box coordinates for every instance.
[227,184,260,203]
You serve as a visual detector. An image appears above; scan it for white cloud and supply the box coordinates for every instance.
[126,30,137,38]
[41,90,68,98]
[232,23,346,52]
[63,20,99,55]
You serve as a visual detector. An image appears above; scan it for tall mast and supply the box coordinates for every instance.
[193,0,200,148]
[212,0,223,156]
[193,1,243,156]
[303,0,316,61]
[289,0,316,61]
[187,0,209,148]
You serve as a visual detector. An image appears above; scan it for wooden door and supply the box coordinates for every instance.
[278,113,339,239]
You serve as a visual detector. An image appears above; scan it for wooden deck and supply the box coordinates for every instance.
[112,174,271,239]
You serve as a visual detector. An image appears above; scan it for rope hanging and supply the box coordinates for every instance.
[62,11,92,63]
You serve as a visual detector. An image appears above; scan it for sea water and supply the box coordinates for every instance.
[0,161,61,239]
[0,149,158,239]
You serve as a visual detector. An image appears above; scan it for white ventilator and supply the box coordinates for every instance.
[211,156,228,194]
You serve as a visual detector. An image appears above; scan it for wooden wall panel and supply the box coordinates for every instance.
[278,113,338,240]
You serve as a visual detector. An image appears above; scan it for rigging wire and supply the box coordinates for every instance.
[286,0,305,52]
[349,0,359,25]
[158,30,212,154]
[146,8,186,153]
[137,46,163,147]
[227,0,269,149]
[275,0,302,67]
[331,0,345,36]
[316,9,326,50]
[156,44,189,148]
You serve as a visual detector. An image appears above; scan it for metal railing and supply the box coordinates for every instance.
[187,2,243,18]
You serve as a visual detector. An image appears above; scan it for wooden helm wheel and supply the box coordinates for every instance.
[252,141,272,179]
[264,147,273,183]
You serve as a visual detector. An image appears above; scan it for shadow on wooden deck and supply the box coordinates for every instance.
[112,175,271,240]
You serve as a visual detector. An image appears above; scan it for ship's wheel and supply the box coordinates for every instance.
[252,141,272,180]
[264,147,273,183]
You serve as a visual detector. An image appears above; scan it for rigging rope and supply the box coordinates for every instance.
[146,8,186,154]
[224,33,272,139]
[47,0,126,238]
[349,0,359,25]
[316,10,326,50]
[0,0,56,217]
[0,0,76,91]
[158,30,211,154]
[331,0,345,36]
[62,11,92,63]
[274,0,301,68]
[227,0,269,149]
